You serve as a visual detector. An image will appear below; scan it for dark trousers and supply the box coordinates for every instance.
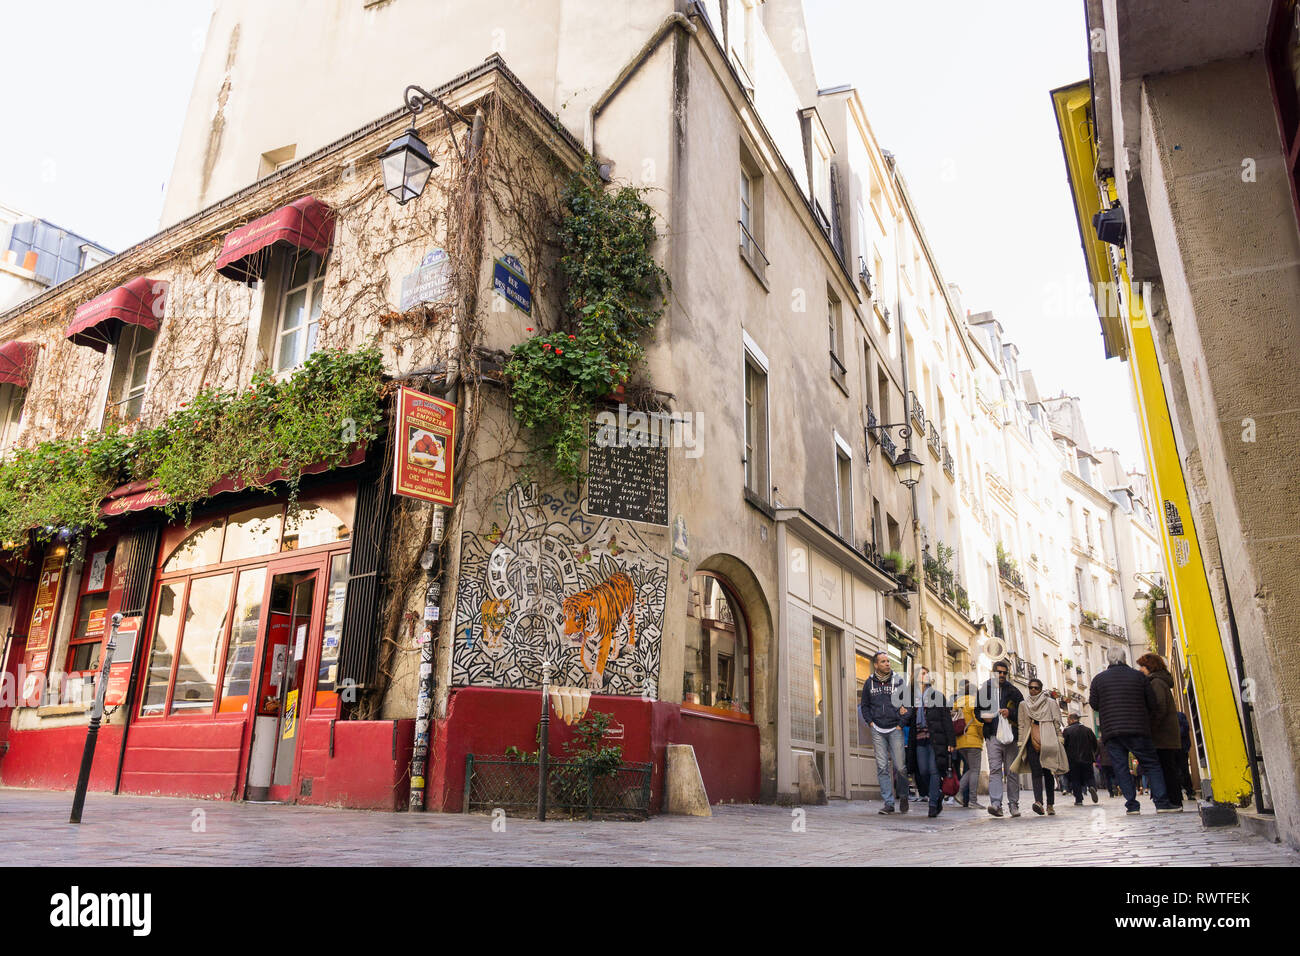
[1068,760,1095,802]
[1027,746,1055,806]
[1099,764,1117,794]
[1105,735,1170,810]
[1157,749,1185,807]
[915,742,942,810]
[1179,750,1197,799]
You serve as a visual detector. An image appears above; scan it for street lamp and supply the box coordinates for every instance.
[866,421,924,488]
[379,84,471,205]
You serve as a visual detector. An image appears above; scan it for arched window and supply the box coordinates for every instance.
[683,572,752,719]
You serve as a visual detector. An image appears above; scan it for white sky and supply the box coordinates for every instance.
[0,0,1143,469]
[805,0,1145,470]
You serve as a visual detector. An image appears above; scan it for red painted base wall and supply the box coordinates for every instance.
[426,687,760,813]
[1,725,124,793]
[297,717,414,811]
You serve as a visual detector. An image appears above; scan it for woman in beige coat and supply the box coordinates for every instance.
[1011,678,1068,815]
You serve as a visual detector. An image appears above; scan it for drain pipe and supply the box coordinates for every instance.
[586,12,697,158]
[409,110,485,811]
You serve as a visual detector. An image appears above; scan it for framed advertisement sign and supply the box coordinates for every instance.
[392,386,456,505]
[104,615,140,707]
[23,552,65,676]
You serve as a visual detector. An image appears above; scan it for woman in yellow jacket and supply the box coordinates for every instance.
[954,680,985,808]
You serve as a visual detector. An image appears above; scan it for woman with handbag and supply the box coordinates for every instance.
[1011,678,1067,815]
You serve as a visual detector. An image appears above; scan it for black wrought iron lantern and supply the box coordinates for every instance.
[380,129,437,205]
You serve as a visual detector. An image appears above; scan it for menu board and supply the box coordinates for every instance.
[392,386,456,505]
[23,552,65,675]
[585,423,668,526]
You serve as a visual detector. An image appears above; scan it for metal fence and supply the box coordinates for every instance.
[463,755,654,821]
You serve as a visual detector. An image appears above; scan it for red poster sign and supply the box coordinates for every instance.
[23,553,64,675]
[392,386,456,505]
[104,616,140,707]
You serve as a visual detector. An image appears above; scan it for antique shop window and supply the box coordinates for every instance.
[273,250,325,373]
[683,572,752,719]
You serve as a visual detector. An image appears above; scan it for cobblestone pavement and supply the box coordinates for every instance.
[2,787,1295,866]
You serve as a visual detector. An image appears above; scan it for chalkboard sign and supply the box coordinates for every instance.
[585,422,668,526]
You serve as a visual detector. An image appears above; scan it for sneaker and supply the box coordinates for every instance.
[970,800,985,809]
[899,796,909,814]
[1074,800,1084,806]
[1126,807,1141,815]
[878,804,896,815]
[1047,805,1056,815]
[1156,804,1184,813]
[1010,807,1021,817]
[1089,786,1098,803]
[1032,802,1045,815]
[987,805,1004,818]
[928,806,941,818]
[961,797,969,808]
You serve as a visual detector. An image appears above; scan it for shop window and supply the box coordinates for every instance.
[140,583,184,715]
[164,519,227,573]
[65,546,114,681]
[222,504,284,562]
[168,573,233,713]
[282,503,351,551]
[315,551,350,705]
[683,573,752,719]
[217,567,267,713]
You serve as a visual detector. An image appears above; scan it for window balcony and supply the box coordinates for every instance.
[866,405,878,433]
[927,421,941,458]
[880,431,898,464]
[909,390,926,428]
[943,447,955,479]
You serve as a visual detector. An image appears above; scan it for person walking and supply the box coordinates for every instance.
[954,679,985,808]
[1088,646,1181,814]
[860,651,909,815]
[904,667,956,818]
[1062,711,1100,805]
[1011,677,1067,815]
[1097,744,1118,796]
[979,659,1024,818]
[1138,653,1184,810]
[1176,711,1197,800]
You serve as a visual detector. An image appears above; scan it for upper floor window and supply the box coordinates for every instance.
[828,287,846,388]
[743,337,770,502]
[834,434,853,539]
[107,324,157,422]
[273,251,325,374]
[0,382,25,451]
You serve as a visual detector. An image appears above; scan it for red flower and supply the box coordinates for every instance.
[555,348,564,355]
[525,327,534,332]
[568,335,576,341]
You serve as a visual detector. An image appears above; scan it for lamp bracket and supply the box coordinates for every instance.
[403,84,470,165]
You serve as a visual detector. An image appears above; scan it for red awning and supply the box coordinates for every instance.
[99,443,369,517]
[215,196,335,285]
[67,277,168,353]
[0,340,39,388]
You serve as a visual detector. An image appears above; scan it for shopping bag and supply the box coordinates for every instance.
[996,714,1014,744]
[941,768,960,797]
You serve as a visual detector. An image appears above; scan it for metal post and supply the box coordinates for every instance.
[537,659,552,821]
[409,578,440,810]
[70,612,121,824]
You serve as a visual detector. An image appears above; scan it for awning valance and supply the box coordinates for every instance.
[0,340,39,388]
[215,196,335,285]
[67,277,168,353]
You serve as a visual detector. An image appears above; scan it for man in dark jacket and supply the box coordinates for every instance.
[904,667,955,817]
[860,651,909,815]
[1088,646,1179,813]
[978,659,1024,818]
[1062,711,1099,805]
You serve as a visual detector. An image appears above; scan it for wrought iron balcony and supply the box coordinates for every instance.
[927,421,941,458]
[943,447,955,478]
[880,431,898,464]
[909,390,926,427]
[866,405,878,433]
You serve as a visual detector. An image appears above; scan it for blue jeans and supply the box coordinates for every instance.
[871,725,906,806]
[915,741,942,810]
[1105,735,1170,810]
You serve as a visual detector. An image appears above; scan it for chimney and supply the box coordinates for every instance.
[22,250,38,271]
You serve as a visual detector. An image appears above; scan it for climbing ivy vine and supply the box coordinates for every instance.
[0,345,386,550]
[504,159,667,481]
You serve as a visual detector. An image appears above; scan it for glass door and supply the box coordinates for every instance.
[812,623,843,797]
[245,568,319,802]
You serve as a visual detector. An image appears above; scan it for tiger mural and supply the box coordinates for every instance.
[562,571,638,691]
[479,598,512,659]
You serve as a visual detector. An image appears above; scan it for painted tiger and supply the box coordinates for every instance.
[479,597,512,659]
[562,571,638,691]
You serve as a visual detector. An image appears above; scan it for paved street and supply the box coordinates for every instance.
[2,787,1294,866]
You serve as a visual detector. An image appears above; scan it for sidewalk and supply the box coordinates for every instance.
[1,787,1294,866]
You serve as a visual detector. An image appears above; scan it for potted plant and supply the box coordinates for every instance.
[881,550,904,573]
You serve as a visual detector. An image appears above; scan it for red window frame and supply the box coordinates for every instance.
[63,539,115,682]
[135,487,355,721]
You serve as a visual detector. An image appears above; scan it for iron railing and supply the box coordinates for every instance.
[463,755,653,821]
[880,431,898,464]
[739,220,769,278]
[927,422,941,458]
[943,447,955,478]
[909,390,926,427]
